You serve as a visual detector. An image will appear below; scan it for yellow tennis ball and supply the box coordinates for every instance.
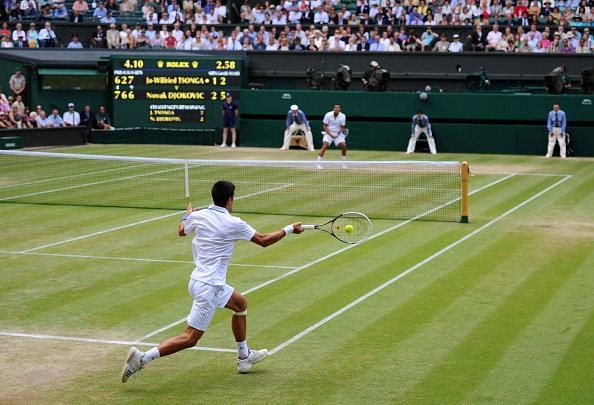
[345,224,354,233]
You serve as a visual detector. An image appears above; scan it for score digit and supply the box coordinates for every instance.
[215,60,236,70]
[114,75,134,85]
[114,90,136,100]
[123,59,144,69]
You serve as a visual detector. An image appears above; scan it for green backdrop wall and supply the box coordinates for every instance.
[238,90,594,156]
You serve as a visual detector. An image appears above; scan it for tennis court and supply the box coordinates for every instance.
[1,144,593,404]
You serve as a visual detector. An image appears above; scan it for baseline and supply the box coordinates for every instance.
[0,331,234,353]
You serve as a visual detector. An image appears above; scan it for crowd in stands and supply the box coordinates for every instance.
[0,70,114,129]
[1,0,592,52]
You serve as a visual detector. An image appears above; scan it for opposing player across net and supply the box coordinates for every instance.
[0,150,469,222]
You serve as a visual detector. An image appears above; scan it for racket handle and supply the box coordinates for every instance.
[302,225,316,229]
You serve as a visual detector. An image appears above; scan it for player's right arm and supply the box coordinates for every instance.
[251,223,304,247]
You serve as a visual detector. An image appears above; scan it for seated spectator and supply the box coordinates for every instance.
[403,31,420,51]
[40,4,53,18]
[448,33,464,51]
[63,102,80,126]
[385,35,402,52]
[420,27,436,51]
[151,32,164,48]
[11,23,26,43]
[67,34,84,48]
[119,0,134,15]
[71,9,84,22]
[8,105,23,128]
[21,107,35,128]
[36,110,52,128]
[95,105,115,130]
[80,105,94,129]
[106,23,120,48]
[13,34,28,48]
[136,31,150,48]
[101,11,117,24]
[38,22,57,48]
[1,36,14,48]
[0,111,12,129]
[90,25,107,48]
[72,0,89,14]
[105,0,117,12]
[27,23,39,48]
[93,1,107,21]
[12,94,25,114]
[433,33,450,52]
[52,1,69,19]
[47,108,66,127]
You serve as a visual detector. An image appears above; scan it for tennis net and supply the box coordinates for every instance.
[0,150,468,222]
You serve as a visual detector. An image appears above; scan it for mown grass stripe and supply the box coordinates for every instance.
[402,232,587,403]
[467,241,594,404]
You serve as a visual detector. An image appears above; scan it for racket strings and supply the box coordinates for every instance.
[332,214,372,244]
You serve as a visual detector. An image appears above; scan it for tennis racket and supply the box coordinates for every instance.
[302,212,372,244]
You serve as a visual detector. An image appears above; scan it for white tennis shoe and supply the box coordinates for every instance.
[121,346,144,383]
[237,349,268,373]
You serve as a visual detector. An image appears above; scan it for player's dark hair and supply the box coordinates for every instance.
[211,180,235,207]
[416,110,423,114]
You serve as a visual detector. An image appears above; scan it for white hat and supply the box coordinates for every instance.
[290,104,299,111]
[453,34,460,38]
[68,102,74,107]
[370,60,379,68]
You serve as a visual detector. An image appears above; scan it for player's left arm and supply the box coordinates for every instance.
[178,202,194,236]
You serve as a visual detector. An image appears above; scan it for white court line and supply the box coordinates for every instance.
[269,174,572,355]
[19,183,294,254]
[136,174,516,343]
[476,171,570,177]
[1,165,185,202]
[0,163,150,190]
[20,211,184,253]
[0,250,296,270]
[0,331,235,353]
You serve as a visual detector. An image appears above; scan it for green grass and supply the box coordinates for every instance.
[0,145,593,404]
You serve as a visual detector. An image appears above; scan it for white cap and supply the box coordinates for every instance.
[453,34,460,38]
[290,104,299,111]
[68,102,74,107]
[370,60,379,68]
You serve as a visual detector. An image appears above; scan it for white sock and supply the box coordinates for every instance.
[142,347,160,365]
[237,340,249,359]
[317,156,322,161]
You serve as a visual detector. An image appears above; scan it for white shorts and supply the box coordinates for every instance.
[187,279,234,332]
[322,133,346,146]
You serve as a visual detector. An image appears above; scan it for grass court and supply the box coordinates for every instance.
[1,144,593,404]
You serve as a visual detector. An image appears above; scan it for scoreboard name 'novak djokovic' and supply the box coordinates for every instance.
[109,56,242,129]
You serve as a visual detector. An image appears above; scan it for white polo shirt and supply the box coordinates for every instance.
[184,204,256,286]
[323,111,346,135]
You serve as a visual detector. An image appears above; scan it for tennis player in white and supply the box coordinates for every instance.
[122,180,304,382]
[317,104,347,169]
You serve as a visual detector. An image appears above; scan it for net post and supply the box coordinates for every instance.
[184,161,190,199]
[460,161,469,223]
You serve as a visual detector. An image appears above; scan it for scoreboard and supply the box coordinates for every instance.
[109,55,243,129]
